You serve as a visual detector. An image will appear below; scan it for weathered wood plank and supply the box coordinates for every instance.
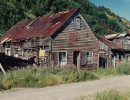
[0,63,6,75]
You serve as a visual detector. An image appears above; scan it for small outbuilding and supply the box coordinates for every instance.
[98,36,129,68]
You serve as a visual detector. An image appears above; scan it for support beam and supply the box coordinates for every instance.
[0,63,6,75]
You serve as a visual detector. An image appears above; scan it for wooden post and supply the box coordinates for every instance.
[0,63,6,75]
[51,60,54,70]
[49,36,52,67]
[77,54,80,70]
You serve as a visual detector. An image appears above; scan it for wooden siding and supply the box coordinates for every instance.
[1,11,100,70]
[52,11,99,69]
[3,37,50,59]
[112,35,130,50]
[99,39,127,68]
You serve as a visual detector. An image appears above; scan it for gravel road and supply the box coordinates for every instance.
[0,75,130,100]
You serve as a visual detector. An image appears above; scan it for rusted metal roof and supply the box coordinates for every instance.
[99,37,123,50]
[0,9,78,43]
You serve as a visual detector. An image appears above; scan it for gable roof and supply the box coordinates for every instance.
[98,36,123,50]
[0,9,78,43]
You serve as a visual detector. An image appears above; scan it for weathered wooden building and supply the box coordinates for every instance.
[0,9,99,70]
[98,36,130,68]
[105,33,130,61]
[105,33,130,50]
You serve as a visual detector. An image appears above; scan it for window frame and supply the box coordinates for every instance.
[14,48,19,57]
[58,51,67,66]
[86,51,94,64]
[74,16,81,30]
[5,48,11,56]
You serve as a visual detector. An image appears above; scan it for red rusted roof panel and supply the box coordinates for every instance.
[0,9,78,43]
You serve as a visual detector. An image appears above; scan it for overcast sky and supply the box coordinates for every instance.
[89,0,130,21]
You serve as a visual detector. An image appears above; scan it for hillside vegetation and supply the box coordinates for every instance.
[0,0,130,36]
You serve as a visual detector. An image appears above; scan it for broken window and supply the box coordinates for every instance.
[81,51,93,66]
[75,17,81,30]
[58,51,67,66]
[86,51,93,63]
[23,49,29,57]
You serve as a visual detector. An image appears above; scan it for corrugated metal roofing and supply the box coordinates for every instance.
[105,34,118,39]
[99,37,123,50]
[117,33,127,38]
[105,33,128,39]
[0,9,78,43]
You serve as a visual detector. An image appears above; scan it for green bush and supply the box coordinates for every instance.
[0,67,98,91]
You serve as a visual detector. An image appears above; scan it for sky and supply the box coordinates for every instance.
[89,0,130,21]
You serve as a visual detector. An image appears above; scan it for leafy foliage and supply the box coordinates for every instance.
[0,0,130,36]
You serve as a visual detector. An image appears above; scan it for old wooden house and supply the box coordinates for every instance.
[105,33,130,50]
[0,9,99,70]
[105,33,130,61]
[98,36,127,68]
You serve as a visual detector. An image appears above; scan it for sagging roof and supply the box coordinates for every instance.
[98,36,123,50]
[0,9,78,43]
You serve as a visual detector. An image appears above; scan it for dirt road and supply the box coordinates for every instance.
[0,75,130,100]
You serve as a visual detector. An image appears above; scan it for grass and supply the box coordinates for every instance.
[75,89,130,100]
[117,63,130,75]
[94,90,130,100]
[0,67,98,91]
[94,62,130,77]
[94,67,121,77]
[0,62,130,91]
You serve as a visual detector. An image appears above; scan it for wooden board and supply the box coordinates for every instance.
[0,63,6,75]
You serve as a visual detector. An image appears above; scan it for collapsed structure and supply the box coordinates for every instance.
[98,36,130,68]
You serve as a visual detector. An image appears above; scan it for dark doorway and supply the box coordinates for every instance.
[73,51,80,66]
[99,57,106,68]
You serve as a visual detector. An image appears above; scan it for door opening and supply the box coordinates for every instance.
[99,57,106,68]
[73,51,80,67]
